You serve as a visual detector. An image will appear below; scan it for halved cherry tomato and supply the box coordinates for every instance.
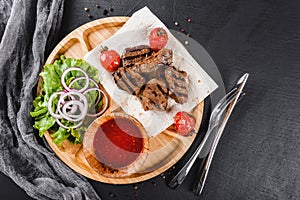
[174,111,196,136]
[100,48,121,72]
[149,27,169,51]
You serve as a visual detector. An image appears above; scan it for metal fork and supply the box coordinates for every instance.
[192,93,245,195]
[193,73,248,195]
[193,93,245,195]
[168,88,240,189]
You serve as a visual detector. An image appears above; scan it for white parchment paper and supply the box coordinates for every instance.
[84,7,218,137]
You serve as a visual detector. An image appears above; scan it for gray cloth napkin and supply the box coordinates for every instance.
[0,0,101,199]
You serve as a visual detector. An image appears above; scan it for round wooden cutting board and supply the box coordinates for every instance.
[42,16,204,184]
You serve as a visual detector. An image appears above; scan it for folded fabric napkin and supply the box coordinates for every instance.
[0,0,100,199]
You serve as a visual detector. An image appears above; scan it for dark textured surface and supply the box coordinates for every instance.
[1,0,300,199]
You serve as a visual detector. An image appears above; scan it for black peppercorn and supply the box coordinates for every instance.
[103,9,109,15]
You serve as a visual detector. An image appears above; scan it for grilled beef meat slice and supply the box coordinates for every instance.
[115,46,188,110]
[132,63,166,80]
[122,45,153,68]
[139,79,168,111]
[154,48,173,65]
[122,46,172,69]
[126,69,146,87]
[164,66,188,104]
[124,45,152,56]
[113,67,146,95]
[119,67,140,94]
[137,48,173,66]
[113,71,133,94]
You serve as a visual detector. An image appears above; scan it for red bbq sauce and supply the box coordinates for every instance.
[93,117,144,169]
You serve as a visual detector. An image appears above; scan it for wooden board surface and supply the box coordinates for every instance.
[42,16,204,184]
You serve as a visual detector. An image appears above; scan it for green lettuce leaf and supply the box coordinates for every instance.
[30,55,100,145]
[50,127,70,146]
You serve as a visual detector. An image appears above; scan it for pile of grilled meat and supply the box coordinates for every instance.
[113,45,188,111]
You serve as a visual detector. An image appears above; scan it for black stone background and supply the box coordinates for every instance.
[1,0,300,199]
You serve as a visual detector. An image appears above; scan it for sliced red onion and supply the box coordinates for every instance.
[61,67,89,93]
[83,88,109,117]
[57,91,88,122]
[48,91,65,119]
[48,67,109,130]
[68,76,99,90]
[62,100,85,118]
[65,98,78,115]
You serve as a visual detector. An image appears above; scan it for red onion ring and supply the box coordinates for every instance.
[83,88,109,117]
[62,100,84,118]
[48,67,108,130]
[68,76,99,90]
[57,91,88,122]
[61,67,89,93]
[48,91,65,119]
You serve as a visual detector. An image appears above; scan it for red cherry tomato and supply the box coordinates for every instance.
[100,49,121,72]
[149,27,169,51]
[174,111,196,136]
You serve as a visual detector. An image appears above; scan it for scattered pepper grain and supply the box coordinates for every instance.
[133,185,138,190]
[109,7,114,12]
[84,7,89,12]
[103,9,109,15]
[174,21,179,26]
[96,5,101,9]
[88,14,93,19]
[187,18,191,23]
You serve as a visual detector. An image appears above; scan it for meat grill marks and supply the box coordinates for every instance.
[139,48,173,66]
[113,64,165,96]
[131,63,166,81]
[122,45,173,68]
[122,45,153,68]
[165,66,188,104]
[113,46,189,111]
[139,79,168,111]
[113,67,146,95]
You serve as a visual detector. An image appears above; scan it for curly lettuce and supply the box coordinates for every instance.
[30,55,99,145]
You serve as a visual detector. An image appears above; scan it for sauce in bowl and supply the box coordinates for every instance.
[93,117,144,169]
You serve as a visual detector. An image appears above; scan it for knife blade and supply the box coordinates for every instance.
[218,73,248,134]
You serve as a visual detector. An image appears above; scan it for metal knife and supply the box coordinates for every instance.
[193,73,249,195]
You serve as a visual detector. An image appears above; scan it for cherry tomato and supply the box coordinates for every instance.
[100,48,121,72]
[174,111,196,136]
[149,27,169,51]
